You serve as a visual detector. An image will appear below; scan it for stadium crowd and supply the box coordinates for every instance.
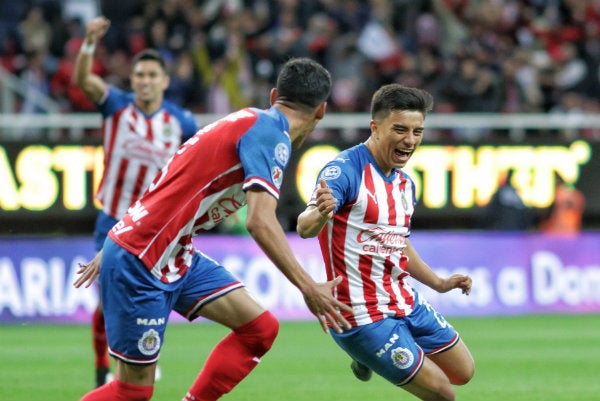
[2,0,600,141]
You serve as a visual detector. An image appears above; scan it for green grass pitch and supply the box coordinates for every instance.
[1,314,599,401]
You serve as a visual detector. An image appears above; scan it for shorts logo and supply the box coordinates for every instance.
[138,329,161,356]
[275,143,289,165]
[321,165,341,180]
[391,347,414,370]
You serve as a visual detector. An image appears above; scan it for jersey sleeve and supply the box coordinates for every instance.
[97,86,133,118]
[310,153,361,213]
[238,117,291,200]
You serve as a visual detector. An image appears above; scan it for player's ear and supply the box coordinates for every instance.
[315,101,327,120]
[269,88,278,105]
[162,75,170,91]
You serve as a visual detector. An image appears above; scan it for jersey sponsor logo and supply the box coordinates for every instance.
[321,165,341,180]
[136,317,166,326]
[111,220,133,235]
[357,226,406,247]
[391,347,414,370]
[138,328,161,356]
[128,200,149,223]
[122,136,173,167]
[376,333,399,357]
[275,143,289,165]
[271,166,283,188]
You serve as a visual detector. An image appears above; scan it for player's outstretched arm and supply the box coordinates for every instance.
[404,239,472,295]
[297,178,336,238]
[245,188,352,333]
[73,250,103,288]
[73,16,110,103]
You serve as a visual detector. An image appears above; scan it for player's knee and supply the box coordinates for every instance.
[235,310,279,355]
[452,367,474,386]
[450,359,475,385]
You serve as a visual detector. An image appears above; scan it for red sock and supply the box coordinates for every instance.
[184,311,279,401]
[80,378,153,401]
[92,307,110,369]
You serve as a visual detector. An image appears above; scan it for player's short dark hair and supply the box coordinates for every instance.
[132,49,167,72]
[275,58,332,112]
[371,84,434,122]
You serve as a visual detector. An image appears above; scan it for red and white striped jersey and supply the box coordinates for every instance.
[310,143,417,326]
[95,87,198,219]
[109,107,291,283]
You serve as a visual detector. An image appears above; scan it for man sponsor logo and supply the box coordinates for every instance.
[376,333,399,358]
[137,317,166,326]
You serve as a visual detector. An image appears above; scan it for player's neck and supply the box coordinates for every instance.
[134,98,162,115]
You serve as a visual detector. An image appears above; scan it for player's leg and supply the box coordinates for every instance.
[79,238,166,401]
[427,339,474,385]
[401,358,456,401]
[92,300,111,387]
[91,213,117,388]
[176,252,279,401]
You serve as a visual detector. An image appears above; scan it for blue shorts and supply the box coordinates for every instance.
[330,293,459,385]
[99,237,244,364]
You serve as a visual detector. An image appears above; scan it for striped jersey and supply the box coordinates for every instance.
[310,143,417,326]
[108,107,291,283]
[96,86,198,219]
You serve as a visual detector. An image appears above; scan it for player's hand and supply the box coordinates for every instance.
[314,178,336,219]
[85,16,110,44]
[73,251,102,288]
[440,274,472,295]
[302,276,353,334]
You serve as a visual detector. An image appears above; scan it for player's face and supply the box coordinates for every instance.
[130,60,169,107]
[368,110,424,175]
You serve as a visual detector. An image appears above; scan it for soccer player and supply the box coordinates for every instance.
[73,16,199,387]
[74,57,352,401]
[297,83,475,401]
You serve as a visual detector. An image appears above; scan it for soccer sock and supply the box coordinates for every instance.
[92,307,110,369]
[80,378,153,401]
[183,311,279,401]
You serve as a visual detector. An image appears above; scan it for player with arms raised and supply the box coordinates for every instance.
[74,16,199,387]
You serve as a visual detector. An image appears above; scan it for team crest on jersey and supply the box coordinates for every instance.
[390,347,414,369]
[401,192,408,210]
[138,329,161,356]
[271,166,283,188]
[321,165,341,180]
[274,143,289,165]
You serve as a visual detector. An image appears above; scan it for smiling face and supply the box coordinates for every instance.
[366,109,424,176]
[130,60,169,114]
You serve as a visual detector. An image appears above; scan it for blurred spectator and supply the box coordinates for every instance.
[50,38,108,111]
[479,170,536,231]
[18,6,52,54]
[1,0,600,143]
[539,174,586,234]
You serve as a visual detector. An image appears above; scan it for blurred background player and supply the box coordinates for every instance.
[73,16,199,387]
[73,57,351,401]
[297,84,475,401]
